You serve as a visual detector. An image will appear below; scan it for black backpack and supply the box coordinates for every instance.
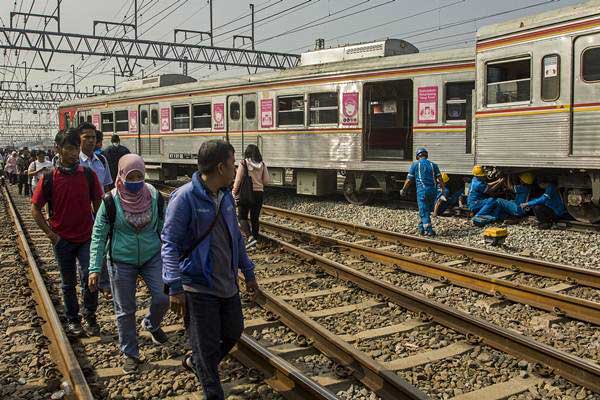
[238,160,255,207]
[102,189,165,260]
[42,167,96,217]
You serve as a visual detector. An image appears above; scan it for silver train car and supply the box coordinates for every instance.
[59,0,600,222]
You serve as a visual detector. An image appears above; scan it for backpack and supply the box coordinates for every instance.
[102,189,165,260]
[238,160,255,207]
[42,167,96,217]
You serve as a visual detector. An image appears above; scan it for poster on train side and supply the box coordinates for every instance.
[213,103,225,130]
[417,86,438,124]
[92,114,100,128]
[260,99,273,128]
[129,110,138,133]
[160,108,170,132]
[342,92,358,126]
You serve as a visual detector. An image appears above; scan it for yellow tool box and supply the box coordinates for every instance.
[483,227,508,246]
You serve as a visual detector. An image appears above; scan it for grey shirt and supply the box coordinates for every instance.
[183,189,238,298]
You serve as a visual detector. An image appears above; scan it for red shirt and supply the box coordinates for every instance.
[32,167,102,244]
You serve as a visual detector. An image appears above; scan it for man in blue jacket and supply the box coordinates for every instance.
[161,140,258,400]
[521,179,567,229]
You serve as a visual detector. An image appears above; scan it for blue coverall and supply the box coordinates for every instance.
[525,184,567,217]
[467,177,495,214]
[435,186,462,215]
[494,184,531,219]
[407,158,441,234]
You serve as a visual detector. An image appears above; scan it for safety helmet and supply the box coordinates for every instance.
[441,172,450,183]
[416,147,428,158]
[518,172,535,185]
[472,165,486,177]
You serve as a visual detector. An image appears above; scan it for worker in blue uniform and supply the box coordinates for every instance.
[433,172,462,216]
[467,166,505,226]
[521,179,567,229]
[400,147,444,236]
[472,172,533,225]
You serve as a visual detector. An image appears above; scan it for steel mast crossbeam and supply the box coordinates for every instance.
[0,27,301,75]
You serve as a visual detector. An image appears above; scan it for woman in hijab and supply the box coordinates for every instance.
[88,154,169,374]
[4,151,18,185]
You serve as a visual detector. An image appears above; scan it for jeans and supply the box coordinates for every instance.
[186,292,244,400]
[238,191,264,238]
[99,258,111,292]
[494,198,524,219]
[53,239,97,323]
[416,188,436,233]
[109,252,169,358]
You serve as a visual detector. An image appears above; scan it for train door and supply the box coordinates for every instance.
[227,94,258,156]
[138,103,160,156]
[363,80,413,160]
[77,110,92,126]
[571,33,600,156]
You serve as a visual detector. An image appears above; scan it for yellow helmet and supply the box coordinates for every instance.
[519,172,535,185]
[441,172,450,183]
[472,165,486,177]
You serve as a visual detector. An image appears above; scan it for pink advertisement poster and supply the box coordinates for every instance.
[213,103,225,130]
[129,110,138,133]
[260,99,273,128]
[92,114,100,128]
[417,86,438,123]
[342,92,358,125]
[160,108,170,132]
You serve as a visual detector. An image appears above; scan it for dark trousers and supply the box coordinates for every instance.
[185,292,244,400]
[53,239,98,323]
[17,174,29,195]
[8,172,17,185]
[238,191,264,238]
[533,205,560,224]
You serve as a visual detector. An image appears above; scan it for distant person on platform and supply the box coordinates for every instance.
[400,147,445,236]
[16,147,32,196]
[28,150,53,194]
[103,134,130,184]
[31,128,103,337]
[4,151,18,185]
[162,140,258,400]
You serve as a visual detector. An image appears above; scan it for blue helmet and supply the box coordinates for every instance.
[416,147,428,158]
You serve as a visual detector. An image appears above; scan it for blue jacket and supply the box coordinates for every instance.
[526,184,566,217]
[407,158,441,192]
[467,177,489,210]
[161,173,255,295]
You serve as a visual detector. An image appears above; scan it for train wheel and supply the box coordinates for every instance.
[343,174,374,205]
[566,203,600,224]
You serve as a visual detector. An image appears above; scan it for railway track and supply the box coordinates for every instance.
[0,184,352,400]
[157,183,599,398]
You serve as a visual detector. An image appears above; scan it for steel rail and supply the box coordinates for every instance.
[262,205,600,289]
[262,233,600,394]
[253,288,428,400]
[234,334,340,400]
[2,187,95,400]
[262,220,600,325]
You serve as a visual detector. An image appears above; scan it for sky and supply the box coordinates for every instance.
[0,0,585,136]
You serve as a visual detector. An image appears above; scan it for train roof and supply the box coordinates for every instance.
[61,46,474,108]
[477,0,600,41]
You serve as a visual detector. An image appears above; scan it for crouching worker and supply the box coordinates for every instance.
[433,172,462,217]
[520,178,567,229]
[88,154,169,374]
[492,172,534,224]
[468,165,504,226]
[400,147,444,236]
[161,140,259,400]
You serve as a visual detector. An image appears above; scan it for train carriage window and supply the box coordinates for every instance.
[64,112,71,129]
[445,82,474,121]
[151,109,159,125]
[541,54,560,101]
[582,47,600,82]
[230,102,241,121]
[172,105,190,130]
[277,95,305,126]
[78,114,85,126]
[101,112,114,132]
[87,115,92,123]
[192,103,211,129]
[115,110,129,132]
[245,101,256,120]
[141,109,149,126]
[309,92,338,125]
[486,57,531,105]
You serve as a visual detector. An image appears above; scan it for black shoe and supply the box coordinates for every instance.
[141,320,168,345]
[122,356,140,374]
[66,321,84,336]
[84,318,101,336]
[537,222,552,230]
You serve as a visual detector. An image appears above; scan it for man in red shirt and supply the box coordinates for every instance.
[31,128,103,336]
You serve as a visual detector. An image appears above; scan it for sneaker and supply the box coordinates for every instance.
[425,230,436,237]
[122,356,140,374]
[245,236,257,250]
[84,318,101,336]
[66,321,84,336]
[181,354,195,373]
[141,320,168,345]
